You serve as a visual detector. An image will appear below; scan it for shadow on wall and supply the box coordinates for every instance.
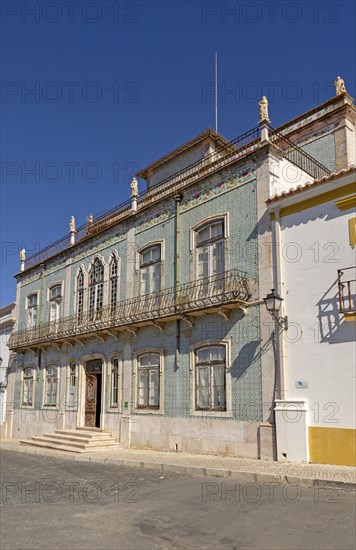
[317,280,355,344]
[231,340,261,379]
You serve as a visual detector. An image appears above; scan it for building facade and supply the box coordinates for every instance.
[7,87,356,463]
[267,167,356,466]
[0,302,16,430]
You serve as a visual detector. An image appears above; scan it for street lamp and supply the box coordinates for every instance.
[264,289,288,330]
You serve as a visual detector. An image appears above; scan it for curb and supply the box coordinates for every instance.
[1,444,355,491]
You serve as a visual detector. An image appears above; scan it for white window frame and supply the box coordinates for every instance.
[26,292,39,329]
[43,364,60,408]
[76,267,85,320]
[88,257,105,318]
[109,253,120,308]
[21,367,35,408]
[133,349,164,414]
[190,340,232,418]
[48,282,63,324]
[136,240,164,294]
[66,360,78,410]
[190,214,230,280]
[107,354,121,410]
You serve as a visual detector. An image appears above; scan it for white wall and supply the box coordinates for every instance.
[281,200,355,429]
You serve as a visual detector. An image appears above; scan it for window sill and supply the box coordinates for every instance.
[133,408,163,415]
[190,410,232,419]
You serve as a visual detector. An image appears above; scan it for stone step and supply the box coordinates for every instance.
[54,429,114,440]
[20,427,120,453]
[76,427,108,432]
[42,433,118,445]
[20,438,120,453]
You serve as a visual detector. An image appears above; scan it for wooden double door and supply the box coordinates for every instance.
[85,360,103,428]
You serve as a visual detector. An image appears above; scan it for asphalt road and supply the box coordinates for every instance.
[0,450,355,550]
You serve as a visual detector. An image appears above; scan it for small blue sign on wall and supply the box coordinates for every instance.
[295,380,308,389]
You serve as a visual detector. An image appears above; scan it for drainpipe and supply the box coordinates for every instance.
[39,263,46,370]
[174,193,182,369]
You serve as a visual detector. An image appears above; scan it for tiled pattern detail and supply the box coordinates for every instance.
[299,131,336,172]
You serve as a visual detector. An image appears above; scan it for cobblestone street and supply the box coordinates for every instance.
[1,450,355,550]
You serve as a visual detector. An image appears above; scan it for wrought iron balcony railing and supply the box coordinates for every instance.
[268,126,331,181]
[338,267,356,314]
[23,127,261,271]
[8,269,251,350]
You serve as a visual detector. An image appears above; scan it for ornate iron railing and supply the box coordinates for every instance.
[268,126,331,180]
[21,124,331,273]
[338,267,356,314]
[8,269,251,350]
[24,127,261,271]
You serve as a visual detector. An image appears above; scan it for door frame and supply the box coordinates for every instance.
[78,353,107,429]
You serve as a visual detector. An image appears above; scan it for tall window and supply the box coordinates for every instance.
[89,258,104,318]
[67,362,77,407]
[22,368,34,406]
[77,269,84,320]
[110,255,119,308]
[49,284,62,323]
[196,221,225,279]
[137,353,160,409]
[110,356,119,407]
[140,245,161,296]
[195,346,226,411]
[45,365,58,406]
[27,293,38,329]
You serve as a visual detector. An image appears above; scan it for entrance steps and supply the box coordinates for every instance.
[20,428,120,453]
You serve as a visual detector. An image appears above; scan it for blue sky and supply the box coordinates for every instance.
[1,0,355,306]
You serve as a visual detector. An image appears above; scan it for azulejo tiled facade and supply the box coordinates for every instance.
[6,91,355,461]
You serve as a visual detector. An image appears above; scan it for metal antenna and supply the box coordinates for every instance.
[215,51,218,133]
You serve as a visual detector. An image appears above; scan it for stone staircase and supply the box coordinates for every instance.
[20,427,120,453]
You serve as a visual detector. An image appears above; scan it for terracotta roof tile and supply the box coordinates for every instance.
[266,165,356,204]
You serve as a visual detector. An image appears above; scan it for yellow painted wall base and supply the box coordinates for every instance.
[308,427,356,466]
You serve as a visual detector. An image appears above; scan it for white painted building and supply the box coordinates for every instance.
[0,303,16,427]
[267,167,356,466]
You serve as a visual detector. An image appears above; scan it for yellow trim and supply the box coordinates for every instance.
[270,212,275,220]
[308,427,356,466]
[349,217,356,248]
[335,194,356,211]
[344,313,356,321]
[279,183,356,217]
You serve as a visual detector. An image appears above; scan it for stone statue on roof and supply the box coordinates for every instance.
[259,96,270,123]
[131,177,139,197]
[69,216,76,233]
[20,248,26,262]
[87,214,94,233]
[334,76,346,95]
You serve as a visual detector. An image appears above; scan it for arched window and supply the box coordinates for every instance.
[45,365,58,406]
[195,345,226,411]
[77,269,84,320]
[89,258,104,317]
[109,254,119,308]
[22,367,34,406]
[27,293,38,329]
[195,220,225,279]
[49,284,62,323]
[137,352,160,409]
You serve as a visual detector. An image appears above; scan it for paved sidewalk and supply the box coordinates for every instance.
[1,438,355,489]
